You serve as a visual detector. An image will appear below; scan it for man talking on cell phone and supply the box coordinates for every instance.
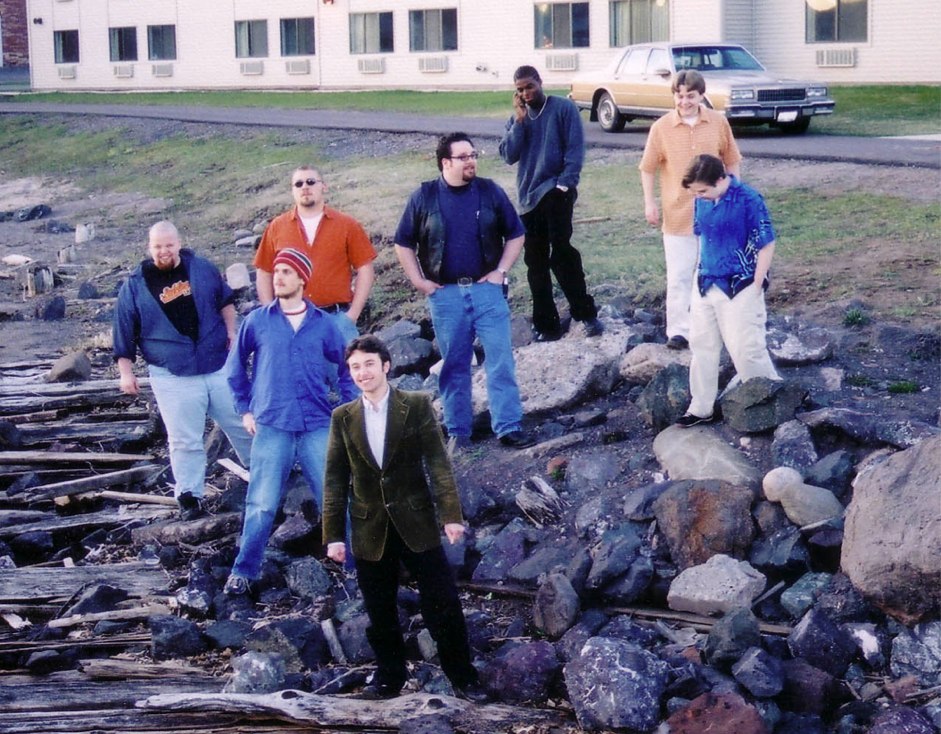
[499,65,604,344]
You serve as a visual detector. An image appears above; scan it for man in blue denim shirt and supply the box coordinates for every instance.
[394,132,534,450]
[113,221,252,521]
[224,248,356,595]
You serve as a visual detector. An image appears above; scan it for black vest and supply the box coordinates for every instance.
[413,177,507,282]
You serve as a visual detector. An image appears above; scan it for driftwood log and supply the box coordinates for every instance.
[0,562,169,604]
[139,689,571,733]
[18,464,164,502]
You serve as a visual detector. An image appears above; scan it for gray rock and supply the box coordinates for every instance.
[39,295,66,321]
[636,363,690,430]
[533,573,580,639]
[805,450,855,500]
[748,525,809,573]
[780,572,832,619]
[375,319,422,342]
[585,524,643,590]
[868,707,937,734]
[619,342,691,384]
[771,420,818,471]
[732,647,785,697]
[667,554,766,616]
[565,451,620,493]
[600,554,654,605]
[596,615,660,649]
[762,467,844,527]
[233,228,254,240]
[554,609,608,662]
[223,651,286,694]
[9,530,54,563]
[573,491,623,542]
[234,234,261,248]
[798,407,940,449]
[149,614,207,660]
[77,281,99,299]
[704,607,762,672]
[509,541,578,586]
[890,621,941,687]
[767,327,833,366]
[652,479,756,571]
[486,640,559,703]
[387,337,435,377]
[205,619,251,650]
[62,583,129,617]
[26,650,69,674]
[720,378,806,433]
[337,614,374,664]
[472,519,528,582]
[284,557,332,599]
[476,324,633,417]
[225,262,251,290]
[787,608,856,677]
[622,481,671,521]
[842,434,941,623]
[246,617,330,671]
[779,658,845,716]
[653,426,760,485]
[564,637,670,732]
[269,513,317,553]
[176,586,212,617]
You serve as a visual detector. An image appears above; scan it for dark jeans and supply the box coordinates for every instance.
[520,186,598,333]
[355,525,478,688]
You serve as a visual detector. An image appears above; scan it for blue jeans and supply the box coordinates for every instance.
[231,423,328,580]
[427,282,523,438]
[147,364,253,499]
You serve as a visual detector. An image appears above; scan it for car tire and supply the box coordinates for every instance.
[778,117,811,134]
[596,93,626,133]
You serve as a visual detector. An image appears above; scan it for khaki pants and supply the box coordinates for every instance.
[688,283,779,417]
[662,234,699,340]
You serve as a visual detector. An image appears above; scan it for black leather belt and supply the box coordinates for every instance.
[319,303,350,313]
[443,277,476,286]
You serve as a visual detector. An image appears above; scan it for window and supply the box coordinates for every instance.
[806,0,867,42]
[281,17,315,56]
[609,0,668,46]
[235,20,268,58]
[109,27,138,62]
[534,3,589,49]
[409,9,457,52]
[54,30,79,63]
[148,25,177,61]
[350,12,393,54]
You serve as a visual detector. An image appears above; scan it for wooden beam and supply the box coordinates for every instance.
[0,562,169,603]
[22,465,164,501]
[0,451,153,466]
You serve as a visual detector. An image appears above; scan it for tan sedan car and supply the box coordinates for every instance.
[570,42,835,134]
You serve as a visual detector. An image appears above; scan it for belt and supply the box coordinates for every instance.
[443,277,476,287]
[318,303,350,313]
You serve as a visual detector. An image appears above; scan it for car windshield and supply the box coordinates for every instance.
[672,46,764,72]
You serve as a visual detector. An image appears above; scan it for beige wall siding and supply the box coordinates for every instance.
[25,0,939,90]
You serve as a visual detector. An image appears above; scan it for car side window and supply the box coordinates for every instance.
[619,49,649,75]
[646,48,670,75]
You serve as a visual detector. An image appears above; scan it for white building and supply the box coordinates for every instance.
[26,0,941,91]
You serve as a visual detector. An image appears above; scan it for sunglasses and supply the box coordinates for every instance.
[293,178,322,188]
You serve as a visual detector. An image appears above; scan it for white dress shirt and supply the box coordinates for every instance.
[362,387,390,467]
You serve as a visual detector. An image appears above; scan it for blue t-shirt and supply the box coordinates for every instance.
[694,176,775,297]
[394,177,524,283]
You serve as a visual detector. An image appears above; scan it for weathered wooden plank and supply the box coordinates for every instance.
[0,670,220,712]
[3,409,60,424]
[0,378,142,399]
[0,510,51,528]
[0,451,153,465]
[0,632,150,655]
[139,690,570,733]
[0,710,277,734]
[0,506,173,539]
[22,465,164,501]
[17,421,153,445]
[0,562,169,603]
[47,603,171,629]
[131,512,242,546]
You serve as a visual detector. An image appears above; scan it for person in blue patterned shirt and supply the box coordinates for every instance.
[675,154,780,427]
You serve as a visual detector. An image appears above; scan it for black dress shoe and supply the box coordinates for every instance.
[532,328,563,343]
[453,680,492,703]
[499,430,536,449]
[358,680,403,699]
[666,335,689,350]
[583,317,604,337]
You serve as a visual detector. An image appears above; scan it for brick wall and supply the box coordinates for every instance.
[1,0,29,66]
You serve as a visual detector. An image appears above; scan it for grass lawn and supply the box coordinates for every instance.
[8,85,940,137]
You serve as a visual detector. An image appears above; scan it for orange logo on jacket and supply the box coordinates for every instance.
[159,281,192,304]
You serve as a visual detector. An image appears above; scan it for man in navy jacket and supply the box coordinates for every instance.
[113,221,252,520]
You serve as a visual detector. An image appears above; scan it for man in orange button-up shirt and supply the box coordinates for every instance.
[253,165,376,345]
[639,70,742,351]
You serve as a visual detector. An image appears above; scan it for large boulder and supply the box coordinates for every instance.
[652,479,756,570]
[564,637,670,732]
[842,435,941,623]
[653,426,760,486]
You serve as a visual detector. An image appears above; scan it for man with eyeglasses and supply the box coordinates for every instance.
[499,65,604,343]
[253,166,376,345]
[394,132,535,450]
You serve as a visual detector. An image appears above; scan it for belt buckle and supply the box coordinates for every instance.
[456,277,474,287]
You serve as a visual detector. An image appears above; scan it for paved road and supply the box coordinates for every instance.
[1,100,939,169]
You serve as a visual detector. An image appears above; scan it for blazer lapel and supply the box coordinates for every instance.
[382,389,409,471]
[345,400,380,471]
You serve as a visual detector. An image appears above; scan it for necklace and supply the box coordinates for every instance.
[527,97,549,121]
[281,304,308,316]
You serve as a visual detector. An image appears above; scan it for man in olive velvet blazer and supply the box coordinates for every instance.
[322,335,488,703]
